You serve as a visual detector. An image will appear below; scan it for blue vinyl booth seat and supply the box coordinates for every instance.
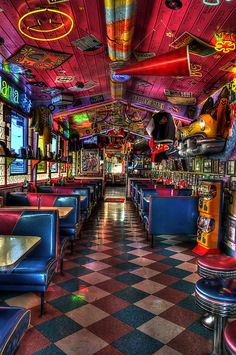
[0,210,58,315]
[140,189,158,220]
[36,186,91,221]
[6,192,82,267]
[147,196,199,247]
[0,306,30,355]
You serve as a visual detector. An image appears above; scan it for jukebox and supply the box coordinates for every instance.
[193,180,223,256]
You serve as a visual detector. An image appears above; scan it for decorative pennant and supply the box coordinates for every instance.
[170,32,216,57]
[55,76,75,83]
[8,44,72,70]
[72,35,102,51]
[68,81,97,92]
[133,51,156,61]
[164,89,193,97]
[31,159,40,170]
[6,157,16,169]
[167,96,197,105]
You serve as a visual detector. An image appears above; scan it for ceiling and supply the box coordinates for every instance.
[0,0,235,121]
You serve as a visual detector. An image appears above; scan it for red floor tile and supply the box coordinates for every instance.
[168,329,213,355]
[95,345,124,355]
[30,303,62,326]
[99,267,126,277]
[88,316,133,343]
[93,294,130,314]
[17,328,51,354]
[154,287,189,303]
[96,279,127,293]
[150,273,179,286]
[159,305,200,328]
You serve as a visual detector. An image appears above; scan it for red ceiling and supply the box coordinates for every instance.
[0,0,235,105]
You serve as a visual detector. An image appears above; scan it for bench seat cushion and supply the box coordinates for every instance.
[0,307,30,355]
[0,257,56,286]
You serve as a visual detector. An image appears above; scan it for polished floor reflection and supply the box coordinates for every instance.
[0,194,213,354]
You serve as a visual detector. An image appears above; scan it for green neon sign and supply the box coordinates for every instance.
[0,75,19,105]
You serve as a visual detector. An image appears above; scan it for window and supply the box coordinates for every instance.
[37,135,47,174]
[51,134,58,173]
[10,111,27,175]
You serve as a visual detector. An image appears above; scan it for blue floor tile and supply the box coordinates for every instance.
[33,344,66,355]
[161,258,183,266]
[113,305,155,327]
[188,321,213,339]
[116,262,141,271]
[178,296,203,314]
[66,266,93,277]
[112,329,163,354]
[156,249,176,256]
[165,268,192,278]
[116,246,135,252]
[36,315,81,342]
[171,280,195,294]
[118,253,138,261]
[114,287,149,303]
[71,256,95,264]
[58,278,88,292]
[115,273,144,285]
[49,294,87,312]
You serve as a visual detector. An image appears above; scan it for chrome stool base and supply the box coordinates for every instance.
[201,313,215,330]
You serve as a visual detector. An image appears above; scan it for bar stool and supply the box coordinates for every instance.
[197,255,236,330]
[224,320,236,355]
[195,278,236,355]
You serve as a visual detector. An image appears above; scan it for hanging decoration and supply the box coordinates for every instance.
[8,45,72,70]
[214,32,236,53]
[202,0,220,5]
[115,47,191,77]
[18,8,74,42]
[170,32,216,57]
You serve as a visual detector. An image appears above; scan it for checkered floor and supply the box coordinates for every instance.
[2,197,213,354]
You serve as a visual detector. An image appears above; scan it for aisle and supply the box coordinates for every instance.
[14,199,212,354]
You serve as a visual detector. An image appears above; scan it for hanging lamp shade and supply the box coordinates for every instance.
[115,46,191,77]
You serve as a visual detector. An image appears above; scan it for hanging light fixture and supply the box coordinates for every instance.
[165,0,183,10]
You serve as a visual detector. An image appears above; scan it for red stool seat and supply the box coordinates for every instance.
[198,255,236,271]
[224,320,236,354]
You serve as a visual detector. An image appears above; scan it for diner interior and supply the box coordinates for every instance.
[1,0,236,354]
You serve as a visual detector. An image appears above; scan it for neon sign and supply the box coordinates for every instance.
[0,77,19,104]
[0,75,32,113]
[214,32,236,53]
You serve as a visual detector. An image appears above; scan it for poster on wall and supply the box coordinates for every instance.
[81,149,100,174]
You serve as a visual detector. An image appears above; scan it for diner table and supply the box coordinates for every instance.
[3,206,73,219]
[0,235,41,271]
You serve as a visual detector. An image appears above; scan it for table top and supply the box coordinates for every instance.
[3,206,73,218]
[0,235,41,271]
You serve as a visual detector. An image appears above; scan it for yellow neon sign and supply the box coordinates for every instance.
[18,8,74,41]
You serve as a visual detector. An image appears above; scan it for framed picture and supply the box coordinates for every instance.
[219,161,226,174]
[227,161,235,175]
[203,159,212,173]
[212,160,219,174]
[186,158,194,172]
[194,158,202,172]
[81,149,100,174]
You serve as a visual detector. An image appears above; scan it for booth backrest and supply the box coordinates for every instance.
[36,187,90,209]
[0,210,58,258]
[141,189,158,211]
[6,192,80,226]
[149,196,198,235]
